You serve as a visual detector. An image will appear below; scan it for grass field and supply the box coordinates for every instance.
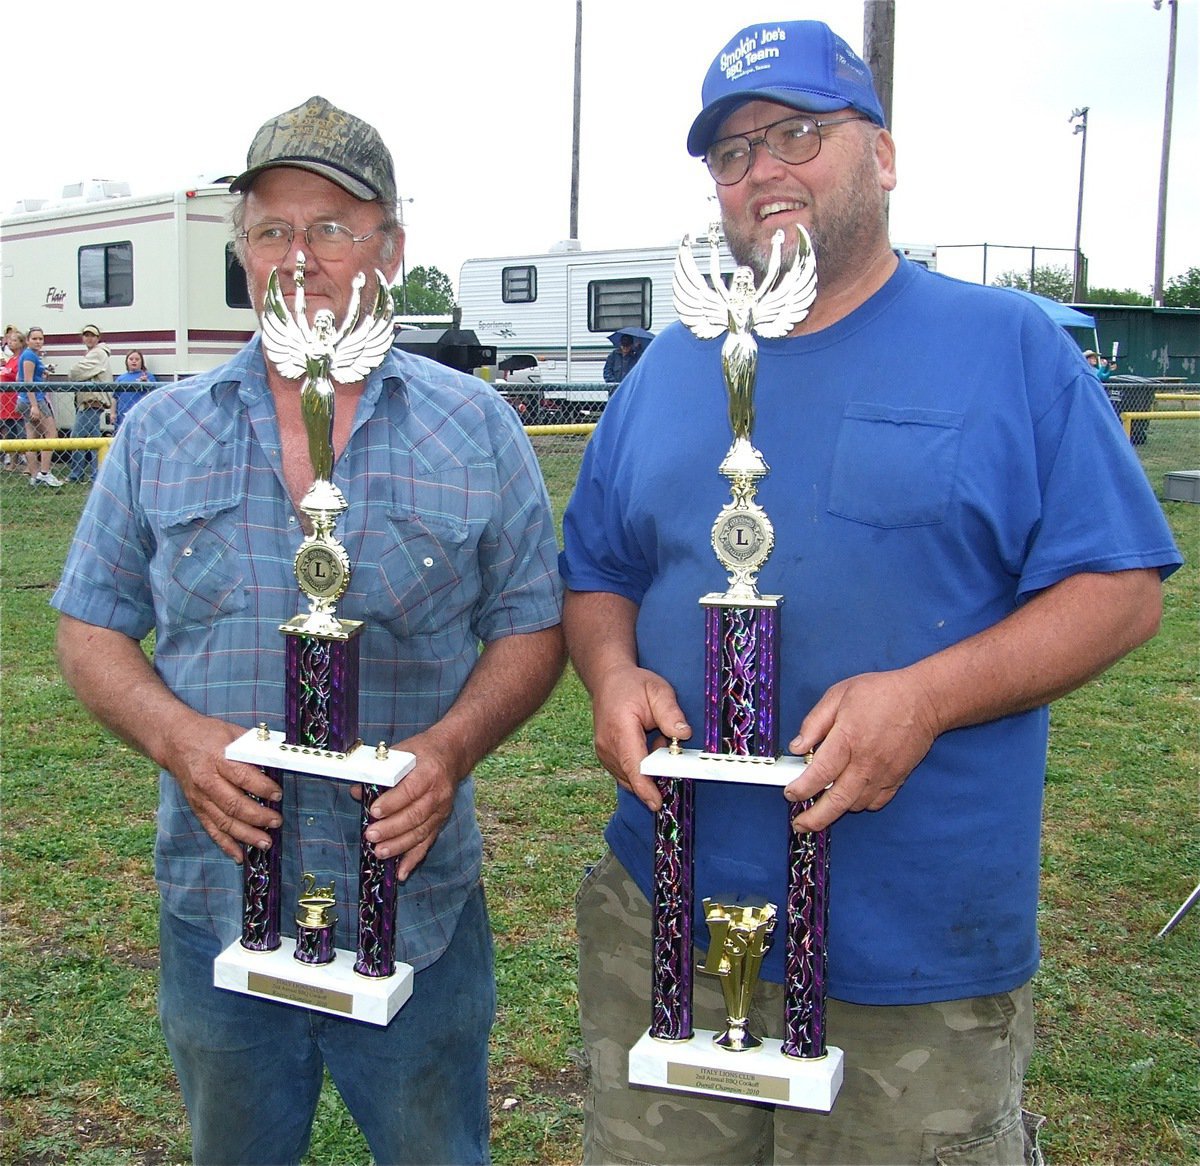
[1,422,1197,1166]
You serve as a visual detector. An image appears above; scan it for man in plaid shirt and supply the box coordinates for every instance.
[52,96,563,1166]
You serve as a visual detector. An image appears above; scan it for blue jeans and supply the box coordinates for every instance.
[159,884,495,1165]
[68,405,102,480]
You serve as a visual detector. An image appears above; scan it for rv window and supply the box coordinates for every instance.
[78,242,133,308]
[588,278,651,332]
[226,244,252,309]
[502,266,537,303]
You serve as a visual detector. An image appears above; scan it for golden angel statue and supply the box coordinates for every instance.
[672,225,816,472]
[260,252,395,486]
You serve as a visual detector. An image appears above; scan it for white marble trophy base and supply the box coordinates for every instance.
[214,938,413,1026]
[224,728,416,787]
[629,1029,843,1110]
[641,746,808,787]
[217,730,417,1024]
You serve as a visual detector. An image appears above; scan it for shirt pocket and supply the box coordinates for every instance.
[149,494,248,632]
[828,403,963,528]
[364,510,474,641]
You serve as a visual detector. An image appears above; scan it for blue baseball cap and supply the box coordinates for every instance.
[687,20,886,157]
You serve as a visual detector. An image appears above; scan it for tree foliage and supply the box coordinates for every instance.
[392,265,456,316]
[1163,267,1200,308]
[992,265,1074,302]
[1087,287,1152,306]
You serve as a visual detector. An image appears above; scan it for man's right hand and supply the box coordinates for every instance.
[589,663,690,812]
[160,718,283,862]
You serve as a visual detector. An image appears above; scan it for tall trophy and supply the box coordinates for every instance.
[626,225,844,1109]
[213,255,416,1026]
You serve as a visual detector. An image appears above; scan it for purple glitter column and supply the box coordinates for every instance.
[782,799,830,1059]
[703,604,779,758]
[650,776,694,1040]
[295,921,336,965]
[284,632,361,752]
[354,783,398,978]
[241,767,283,951]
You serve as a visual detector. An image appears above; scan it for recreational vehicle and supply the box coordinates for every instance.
[2,183,256,428]
[457,238,937,389]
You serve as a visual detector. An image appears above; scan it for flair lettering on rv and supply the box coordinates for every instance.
[44,287,67,311]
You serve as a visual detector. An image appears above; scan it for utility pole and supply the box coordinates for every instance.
[863,1,894,227]
[570,0,582,243]
[1070,107,1088,302]
[1152,0,1177,306]
[862,1,895,129]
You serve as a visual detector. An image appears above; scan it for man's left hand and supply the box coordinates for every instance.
[783,669,940,832]
[359,729,459,880]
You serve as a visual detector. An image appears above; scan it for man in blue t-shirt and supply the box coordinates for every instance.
[559,20,1182,1166]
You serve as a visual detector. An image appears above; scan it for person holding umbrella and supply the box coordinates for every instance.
[603,328,650,384]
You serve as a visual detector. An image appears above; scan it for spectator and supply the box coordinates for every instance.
[17,327,62,486]
[66,324,114,483]
[114,350,157,431]
[1,327,26,469]
[604,334,642,384]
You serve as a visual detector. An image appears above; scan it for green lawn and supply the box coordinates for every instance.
[1,424,1196,1165]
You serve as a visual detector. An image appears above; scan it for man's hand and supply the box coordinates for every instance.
[590,662,691,812]
[160,718,283,862]
[783,669,940,833]
[360,729,459,881]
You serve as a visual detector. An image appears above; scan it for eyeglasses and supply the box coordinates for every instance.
[704,114,870,186]
[237,220,376,261]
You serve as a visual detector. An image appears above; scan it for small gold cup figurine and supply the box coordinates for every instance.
[294,873,337,967]
[702,899,778,1051]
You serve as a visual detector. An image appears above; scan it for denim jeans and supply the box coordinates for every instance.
[68,405,102,480]
[159,883,495,1165]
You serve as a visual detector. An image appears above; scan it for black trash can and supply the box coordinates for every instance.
[1106,375,1156,445]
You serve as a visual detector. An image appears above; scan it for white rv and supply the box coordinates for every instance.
[2,183,257,427]
[457,238,937,386]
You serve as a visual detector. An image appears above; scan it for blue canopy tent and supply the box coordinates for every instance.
[1009,289,1098,343]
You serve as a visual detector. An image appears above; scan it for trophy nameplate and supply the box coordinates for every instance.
[214,255,415,1025]
[627,225,843,1109]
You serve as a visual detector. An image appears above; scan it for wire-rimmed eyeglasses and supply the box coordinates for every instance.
[704,114,870,186]
[236,220,376,262]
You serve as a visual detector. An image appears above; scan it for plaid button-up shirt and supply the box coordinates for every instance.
[53,339,562,969]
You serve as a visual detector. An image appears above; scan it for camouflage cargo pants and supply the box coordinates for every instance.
[577,849,1045,1166]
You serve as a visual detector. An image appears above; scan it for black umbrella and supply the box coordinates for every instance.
[607,327,655,346]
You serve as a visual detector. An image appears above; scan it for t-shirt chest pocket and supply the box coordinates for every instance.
[828,403,964,528]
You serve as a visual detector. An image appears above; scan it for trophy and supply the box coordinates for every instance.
[213,254,416,1025]
[626,225,844,1110]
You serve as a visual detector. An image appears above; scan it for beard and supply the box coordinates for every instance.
[722,140,888,290]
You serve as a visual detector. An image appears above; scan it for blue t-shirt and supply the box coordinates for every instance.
[114,370,157,429]
[560,258,1182,1005]
[17,348,49,407]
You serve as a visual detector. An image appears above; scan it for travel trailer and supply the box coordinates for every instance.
[2,183,257,428]
[457,238,938,387]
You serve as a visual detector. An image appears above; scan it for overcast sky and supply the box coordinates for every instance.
[5,0,1196,296]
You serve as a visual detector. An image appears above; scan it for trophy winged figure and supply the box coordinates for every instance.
[261,252,395,485]
[673,225,816,469]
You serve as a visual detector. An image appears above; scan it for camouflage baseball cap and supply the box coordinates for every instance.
[229,95,396,206]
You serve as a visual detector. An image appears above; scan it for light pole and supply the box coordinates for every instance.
[1070,107,1089,302]
[1152,0,1177,306]
[397,196,414,314]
